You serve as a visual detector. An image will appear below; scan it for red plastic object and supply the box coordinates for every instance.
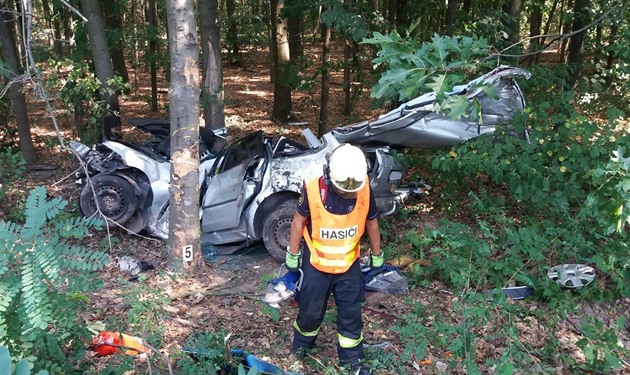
[93,331,150,356]
[93,331,122,356]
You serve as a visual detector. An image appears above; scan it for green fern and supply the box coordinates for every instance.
[0,187,109,371]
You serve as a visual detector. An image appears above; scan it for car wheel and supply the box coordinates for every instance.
[261,198,297,261]
[80,173,139,226]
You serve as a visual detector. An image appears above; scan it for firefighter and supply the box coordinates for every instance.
[286,144,384,375]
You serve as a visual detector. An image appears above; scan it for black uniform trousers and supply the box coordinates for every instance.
[292,248,365,366]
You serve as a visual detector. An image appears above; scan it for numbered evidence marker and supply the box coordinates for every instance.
[183,245,193,261]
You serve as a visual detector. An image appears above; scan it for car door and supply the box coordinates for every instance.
[200,131,265,233]
[200,158,253,232]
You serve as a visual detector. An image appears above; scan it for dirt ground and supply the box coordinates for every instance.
[6,45,630,374]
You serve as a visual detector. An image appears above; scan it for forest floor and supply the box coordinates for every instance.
[4,44,630,374]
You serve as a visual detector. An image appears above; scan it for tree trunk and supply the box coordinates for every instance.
[62,8,74,51]
[225,0,240,65]
[7,0,22,63]
[536,0,560,63]
[318,17,331,137]
[41,0,55,48]
[199,0,225,130]
[270,0,292,122]
[462,0,472,14]
[0,6,36,164]
[503,0,522,46]
[147,0,159,112]
[51,0,63,55]
[286,0,303,59]
[445,0,458,34]
[342,0,352,115]
[567,0,589,87]
[80,0,122,141]
[594,23,601,65]
[102,0,129,83]
[559,0,573,63]
[343,39,352,116]
[165,0,201,273]
[396,0,408,32]
[606,23,618,70]
[529,2,542,50]
[387,0,396,30]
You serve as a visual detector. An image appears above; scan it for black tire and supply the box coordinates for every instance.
[79,173,139,226]
[261,198,298,261]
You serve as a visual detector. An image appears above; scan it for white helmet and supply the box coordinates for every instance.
[328,144,367,193]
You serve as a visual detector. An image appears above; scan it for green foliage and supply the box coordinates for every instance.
[361,28,490,104]
[0,149,25,201]
[432,68,627,220]
[0,345,49,375]
[576,316,628,372]
[460,9,512,50]
[588,147,630,233]
[379,57,630,371]
[392,292,627,374]
[45,60,103,143]
[45,59,129,144]
[0,187,108,372]
[121,277,170,346]
[320,0,370,42]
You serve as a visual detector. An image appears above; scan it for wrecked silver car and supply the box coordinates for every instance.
[333,66,530,147]
[70,66,529,261]
[71,124,406,261]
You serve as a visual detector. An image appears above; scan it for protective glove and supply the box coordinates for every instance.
[371,252,384,271]
[285,250,301,273]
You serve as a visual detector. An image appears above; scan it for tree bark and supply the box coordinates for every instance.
[147,0,159,112]
[567,0,589,87]
[318,17,331,137]
[7,0,22,63]
[41,0,55,48]
[286,0,303,59]
[386,0,396,30]
[342,0,352,115]
[62,8,74,50]
[165,0,201,273]
[536,0,560,63]
[445,0,458,34]
[343,39,352,116]
[0,6,36,164]
[606,23,618,70]
[80,0,122,141]
[522,0,542,65]
[270,0,292,122]
[396,0,408,32]
[462,0,472,14]
[199,0,225,130]
[503,0,522,46]
[51,0,63,54]
[559,0,573,63]
[225,0,240,65]
[102,0,129,83]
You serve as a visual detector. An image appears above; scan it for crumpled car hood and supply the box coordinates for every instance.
[332,66,531,148]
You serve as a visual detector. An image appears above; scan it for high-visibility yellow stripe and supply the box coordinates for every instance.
[312,252,357,267]
[338,332,363,348]
[312,241,359,255]
[294,321,320,337]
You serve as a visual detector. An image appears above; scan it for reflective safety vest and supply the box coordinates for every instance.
[302,176,370,274]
